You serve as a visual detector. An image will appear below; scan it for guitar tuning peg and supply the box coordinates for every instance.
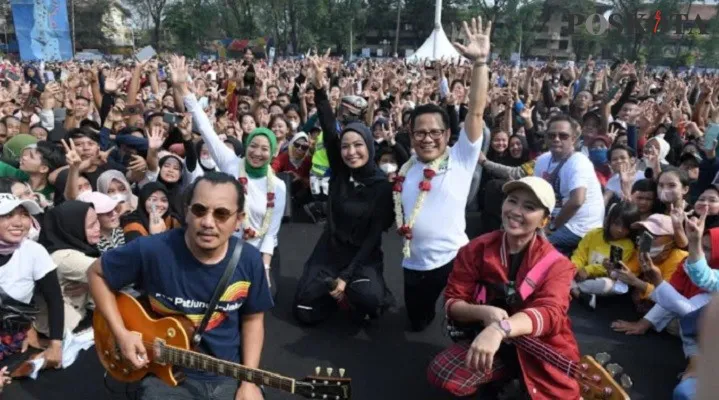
[595,352,611,366]
[315,366,321,375]
[326,367,333,376]
[620,374,634,390]
[339,368,345,378]
[606,363,623,377]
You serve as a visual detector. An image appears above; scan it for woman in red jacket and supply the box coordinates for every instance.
[271,132,312,196]
[428,176,580,399]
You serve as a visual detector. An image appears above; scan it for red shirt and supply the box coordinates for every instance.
[445,232,581,399]
[271,151,311,188]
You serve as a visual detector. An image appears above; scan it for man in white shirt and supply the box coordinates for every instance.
[396,18,489,332]
[534,115,604,256]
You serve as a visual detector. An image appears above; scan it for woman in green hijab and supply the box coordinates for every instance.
[186,96,287,300]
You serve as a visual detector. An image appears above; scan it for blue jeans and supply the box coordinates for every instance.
[548,226,582,257]
[673,377,696,400]
[140,375,239,400]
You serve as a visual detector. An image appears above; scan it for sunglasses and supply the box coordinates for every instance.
[546,132,572,141]
[189,203,238,222]
[293,142,310,151]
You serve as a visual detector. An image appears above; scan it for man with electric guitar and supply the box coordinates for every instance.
[88,172,273,400]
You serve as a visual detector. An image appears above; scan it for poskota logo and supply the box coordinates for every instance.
[565,11,710,36]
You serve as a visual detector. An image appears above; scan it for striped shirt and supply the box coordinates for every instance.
[97,228,126,253]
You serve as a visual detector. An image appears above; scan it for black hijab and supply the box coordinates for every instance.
[120,182,172,232]
[40,200,100,257]
[505,134,530,167]
[157,155,185,216]
[340,122,387,186]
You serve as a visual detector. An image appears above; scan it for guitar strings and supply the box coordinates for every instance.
[510,337,613,393]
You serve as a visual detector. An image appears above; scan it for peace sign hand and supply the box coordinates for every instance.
[669,203,686,229]
[453,16,492,63]
[61,139,83,169]
[96,146,116,166]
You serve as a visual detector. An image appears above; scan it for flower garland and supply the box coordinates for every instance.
[393,149,450,258]
[238,162,276,240]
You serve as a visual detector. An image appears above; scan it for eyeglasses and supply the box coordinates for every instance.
[293,142,310,151]
[412,129,445,140]
[189,203,238,222]
[546,132,572,141]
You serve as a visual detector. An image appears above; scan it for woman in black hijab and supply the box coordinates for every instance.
[156,154,185,218]
[120,182,181,242]
[293,115,396,325]
[38,201,102,335]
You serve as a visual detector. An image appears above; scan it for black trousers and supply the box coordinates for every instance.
[293,232,390,325]
[403,259,454,331]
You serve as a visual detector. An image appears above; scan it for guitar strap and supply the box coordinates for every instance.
[192,239,243,348]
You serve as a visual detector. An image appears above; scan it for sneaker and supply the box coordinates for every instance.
[578,293,596,310]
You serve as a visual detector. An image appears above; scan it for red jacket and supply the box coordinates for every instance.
[445,231,580,400]
[669,228,719,299]
[271,151,311,188]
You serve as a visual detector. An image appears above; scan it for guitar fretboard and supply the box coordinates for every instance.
[509,336,578,378]
[160,345,296,393]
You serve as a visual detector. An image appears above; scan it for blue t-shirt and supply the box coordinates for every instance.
[101,229,273,380]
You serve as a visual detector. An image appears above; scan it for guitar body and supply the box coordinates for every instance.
[93,292,195,386]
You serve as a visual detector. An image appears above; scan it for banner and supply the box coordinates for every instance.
[11,0,73,61]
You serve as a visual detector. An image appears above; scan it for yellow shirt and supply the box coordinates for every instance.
[626,248,688,298]
[571,228,635,278]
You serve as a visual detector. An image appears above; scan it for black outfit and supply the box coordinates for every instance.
[40,201,101,258]
[293,88,395,325]
[120,182,176,242]
[446,103,468,146]
[403,259,454,332]
[157,155,186,218]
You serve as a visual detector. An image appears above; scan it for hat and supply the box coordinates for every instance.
[340,96,368,115]
[502,177,556,212]
[680,151,702,165]
[631,214,674,236]
[589,135,612,147]
[2,134,38,163]
[0,193,42,216]
[78,191,119,214]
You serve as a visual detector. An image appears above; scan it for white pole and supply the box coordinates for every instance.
[432,0,441,59]
[71,0,76,55]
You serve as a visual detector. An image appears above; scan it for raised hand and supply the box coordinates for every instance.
[147,126,165,150]
[104,71,126,93]
[453,16,492,63]
[178,113,193,141]
[106,104,125,123]
[685,208,707,246]
[97,146,116,166]
[61,139,83,169]
[168,55,189,88]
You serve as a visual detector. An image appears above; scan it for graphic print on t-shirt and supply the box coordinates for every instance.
[148,280,251,331]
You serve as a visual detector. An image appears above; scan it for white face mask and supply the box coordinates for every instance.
[78,189,92,198]
[200,156,216,170]
[648,244,668,258]
[290,121,299,131]
[109,193,128,203]
[658,190,678,203]
[379,163,398,174]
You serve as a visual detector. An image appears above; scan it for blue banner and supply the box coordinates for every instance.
[11,0,73,61]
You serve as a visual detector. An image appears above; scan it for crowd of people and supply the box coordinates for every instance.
[0,14,718,400]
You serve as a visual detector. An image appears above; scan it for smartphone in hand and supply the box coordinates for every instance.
[610,245,624,268]
[639,231,654,254]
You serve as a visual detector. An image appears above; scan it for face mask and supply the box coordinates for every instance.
[658,190,678,203]
[588,149,608,166]
[648,244,668,258]
[109,193,128,203]
[78,189,91,198]
[290,121,299,131]
[200,156,216,170]
[379,163,398,174]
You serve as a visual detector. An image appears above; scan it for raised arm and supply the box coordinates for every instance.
[453,17,491,144]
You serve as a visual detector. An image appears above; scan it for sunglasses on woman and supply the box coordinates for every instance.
[293,142,310,151]
[189,203,238,222]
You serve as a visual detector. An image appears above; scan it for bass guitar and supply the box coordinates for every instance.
[448,323,632,400]
[94,292,351,399]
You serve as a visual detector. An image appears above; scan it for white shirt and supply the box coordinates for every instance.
[0,240,56,304]
[401,128,483,271]
[534,152,604,237]
[185,94,286,256]
[606,170,645,199]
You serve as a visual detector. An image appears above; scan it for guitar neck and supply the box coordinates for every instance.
[508,336,578,379]
[160,345,296,393]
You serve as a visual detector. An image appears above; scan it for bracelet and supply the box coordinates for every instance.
[490,323,507,338]
[474,60,488,67]
[264,264,271,271]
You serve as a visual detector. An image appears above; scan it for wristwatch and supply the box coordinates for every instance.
[497,319,512,338]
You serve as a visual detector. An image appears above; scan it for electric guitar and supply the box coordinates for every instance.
[448,323,632,400]
[94,292,351,399]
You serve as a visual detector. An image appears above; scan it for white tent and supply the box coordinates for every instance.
[405,0,464,63]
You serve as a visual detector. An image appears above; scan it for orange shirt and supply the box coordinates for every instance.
[626,248,688,298]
